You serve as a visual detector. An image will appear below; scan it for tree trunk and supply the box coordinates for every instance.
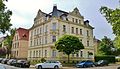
[68,54,70,63]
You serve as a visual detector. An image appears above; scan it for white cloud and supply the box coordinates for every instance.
[2,0,117,39]
[10,14,30,28]
[5,0,54,29]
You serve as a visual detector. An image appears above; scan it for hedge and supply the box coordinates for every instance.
[95,55,115,63]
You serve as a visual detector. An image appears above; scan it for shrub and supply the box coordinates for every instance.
[95,55,115,63]
[41,58,46,63]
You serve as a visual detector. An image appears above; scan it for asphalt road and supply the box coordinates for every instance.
[1,63,120,69]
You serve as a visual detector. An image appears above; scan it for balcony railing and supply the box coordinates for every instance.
[50,29,59,34]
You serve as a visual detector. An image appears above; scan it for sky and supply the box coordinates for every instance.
[1,0,119,40]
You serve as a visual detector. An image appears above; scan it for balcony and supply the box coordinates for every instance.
[50,29,59,35]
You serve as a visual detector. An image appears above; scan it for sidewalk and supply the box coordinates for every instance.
[30,65,35,68]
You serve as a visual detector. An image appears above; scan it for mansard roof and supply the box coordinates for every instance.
[34,5,83,19]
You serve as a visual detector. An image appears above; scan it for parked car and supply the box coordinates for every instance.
[0,58,3,63]
[0,65,6,69]
[96,60,109,66]
[7,59,17,65]
[76,60,95,68]
[1,59,9,64]
[15,60,30,68]
[35,60,62,69]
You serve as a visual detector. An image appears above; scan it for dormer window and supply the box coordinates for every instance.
[79,20,81,24]
[75,11,77,15]
[76,19,78,23]
[22,34,27,37]
[52,23,56,31]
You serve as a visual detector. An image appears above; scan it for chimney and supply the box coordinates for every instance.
[52,4,58,17]
[84,20,89,26]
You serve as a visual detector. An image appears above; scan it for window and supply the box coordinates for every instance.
[36,50,38,57]
[80,51,83,57]
[63,25,66,32]
[76,28,78,34]
[37,38,39,45]
[52,23,56,31]
[88,52,89,58]
[45,36,47,44]
[76,19,78,23]
[35,39,37,46]
[71,27,74,33]
[80,39,82,43]
[39,37,41,45]
[17,42,19,48]
[17,50,18,56]
[33,51,35,57]
[87,30,89,36]
[52,50,56,57]
[39,27,42,34]
[31,40,32,46]
[17,35,18,40]
[34,39,35,46]
[80,29,82,35]
[45,50,47,57]
[37,28,39,34]
[79,20,81,24]
[76,53,79,57]
[72,18,74,22]
[45,25,48,33]
[34,29,36,35]
[52,35,56,42]
[87,40,89,46]
[39,50,41,57]
[29,51,31,58]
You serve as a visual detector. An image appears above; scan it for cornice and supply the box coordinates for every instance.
[29,19,52,30]
[57,18,94,29]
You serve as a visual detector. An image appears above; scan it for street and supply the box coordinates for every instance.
[1,63,120,69]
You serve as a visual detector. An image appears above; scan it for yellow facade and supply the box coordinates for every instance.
[11,28,29,59]
[28,6,94,61]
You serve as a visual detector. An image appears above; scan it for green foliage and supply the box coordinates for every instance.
[0,0,12,34]
[41,58,46,63]
[100,1,120,55]
[30,60,40,65]
[100,6,120,36]
[95,55,115,63]
[0,43,2,47]
[55,35,84,63]
[98,36,116,55]
[4,28,16,58]
[114,36,120,49]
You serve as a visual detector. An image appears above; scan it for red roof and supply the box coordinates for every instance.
[17,28,29,41]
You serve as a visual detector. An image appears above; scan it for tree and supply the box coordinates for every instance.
[100,6,120,36]
[55,35,84,63]
[4,28,16,58]
[0,47,6,57]
[100,1,120,55]
[98,36,116,55]
[0,0,12,34]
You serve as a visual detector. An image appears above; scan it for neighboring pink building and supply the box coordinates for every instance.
[11,28,29,59]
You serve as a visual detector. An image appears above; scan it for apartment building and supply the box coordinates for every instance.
[93,37,100,55]
[28,5,94,61]
[11,28,29,59]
